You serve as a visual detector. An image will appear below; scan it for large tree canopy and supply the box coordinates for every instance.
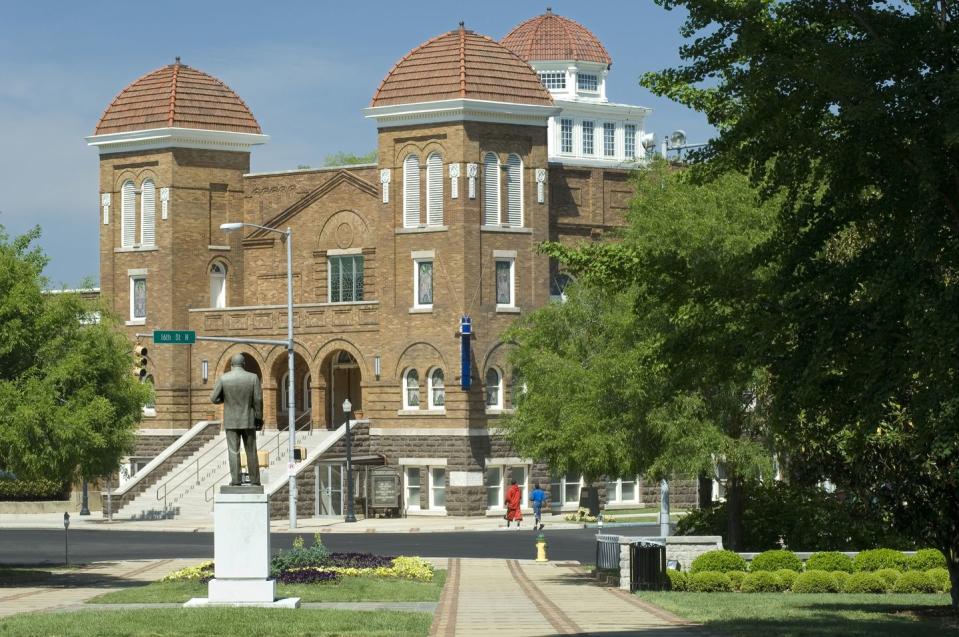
[644,0,959,604]
[0,226,149,484]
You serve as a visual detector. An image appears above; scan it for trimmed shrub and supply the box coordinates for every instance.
[909,549,947,571]
[726,571,746,591]
[741,571,785,593]
[688,571,734,592]
[666,569,688,592]
[854,549,908,572]
[806,551,854,573]
[776,569,798,589]
[831,571,851,590]
[750,550,802,572]
[892,571,937,594]
[0,478,70,501]
[926,568,952,594]
[792,570,839,593]
[875,568,902,589]
[690,550,748,574]
[843,572,887,594]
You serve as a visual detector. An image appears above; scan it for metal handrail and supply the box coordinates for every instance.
[203,412,313,502]
[155,434,228,508]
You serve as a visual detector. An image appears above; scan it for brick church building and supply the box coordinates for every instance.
[86,10,700,519]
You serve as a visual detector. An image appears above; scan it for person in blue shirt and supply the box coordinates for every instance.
[530,483,547,530]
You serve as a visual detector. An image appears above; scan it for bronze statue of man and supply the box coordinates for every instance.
[211,354,264,486]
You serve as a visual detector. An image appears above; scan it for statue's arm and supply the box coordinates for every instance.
[211,378,224,404]
[253,376,263,420]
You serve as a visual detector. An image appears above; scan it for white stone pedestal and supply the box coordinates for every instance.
[185,489,299,608]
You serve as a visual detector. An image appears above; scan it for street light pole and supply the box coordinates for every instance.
[79,480,90,516]
[221,221,298,529]
[343,398,356,523]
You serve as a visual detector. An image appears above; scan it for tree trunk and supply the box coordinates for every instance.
[726,476,744,551]
[698,474,714,509]
[948,545,959,610]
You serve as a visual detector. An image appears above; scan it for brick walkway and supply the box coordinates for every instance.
[431,558,704,637]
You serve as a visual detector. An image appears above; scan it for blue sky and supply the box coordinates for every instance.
[0,1,710,287]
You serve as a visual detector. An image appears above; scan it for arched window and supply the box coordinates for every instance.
[121,180,135,247]
[143,375,156,416]
[403,369,420,409]
[485,368,502,409]
[506,154,523,227]
[403,154,420,228]
[510,369,527,407]
[303,374,312,412]
[483,152,500,226]
[426,152,443,226]
[280,371,290,412]
[210,261,227,308]
[428,368,445,409]
[140,179,156,246]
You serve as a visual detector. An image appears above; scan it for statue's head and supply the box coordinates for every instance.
[230,354,246,369]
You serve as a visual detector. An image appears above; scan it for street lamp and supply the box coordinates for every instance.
[79,480,90,516]
[343,398,356,523]
[220,221,299,529]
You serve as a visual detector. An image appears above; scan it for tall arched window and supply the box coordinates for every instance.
[426,152,443,226]
[403,154,420,228]
[280,371,290,412]
[210,261,227,308]
[303,374,312,412]
[483,152,500,226]
[428,368,445,409]
[143,375,156,416]
[403,369,420,409]
[140,179,156,246]
[506,154,523,227]
[121,180,136,247]
[485,368,502,409]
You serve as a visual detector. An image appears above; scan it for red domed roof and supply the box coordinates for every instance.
[371,26,553,108]
[94,60,261,135]
[502,9,612,66]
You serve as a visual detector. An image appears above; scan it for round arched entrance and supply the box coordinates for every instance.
[320,350,362,430]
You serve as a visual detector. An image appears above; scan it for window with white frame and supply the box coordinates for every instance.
[121,180,136,247]
[582,121,594,156]
[486,466,503,509]
[130,275,146,321]
[485,367,502,409]
[140,179,156,246]
[603,123,616,157]
[505,154,523,227]
[605,475,639,504]
[280,371,291,413]
[413,258,433,308]
[495,258,514,307]
[426,152,443,226]
[429,467,446,510]
[403,154,420,228]
[428,368,445,409]
[403,369,420,409]
[329,254,364,302]
[577,73,599,92]
[560,119,573,154]
[482,152,500,225]
[210,261,227,308]
[405,467,421,510]
[550,472,582,507]
[142,375,156,416]
[538,71,565,90]
[486,464,528,510]
[625,124,637,159]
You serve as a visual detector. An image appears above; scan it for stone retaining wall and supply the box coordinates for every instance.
[616,535,723,590]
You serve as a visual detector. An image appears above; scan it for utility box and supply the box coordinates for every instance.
[629,541,667,591]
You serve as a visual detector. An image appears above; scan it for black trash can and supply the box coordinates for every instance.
[629,540,667,591]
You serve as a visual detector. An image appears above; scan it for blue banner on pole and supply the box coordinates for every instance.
[460,315,471,390]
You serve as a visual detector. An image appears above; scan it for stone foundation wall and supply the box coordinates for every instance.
[617,535,723,590]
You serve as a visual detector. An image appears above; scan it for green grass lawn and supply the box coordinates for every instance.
[639,591,958,637]
[88,570,446,604]
[0,608,430,637]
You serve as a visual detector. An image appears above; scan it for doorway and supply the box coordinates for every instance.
[316,463,343,516]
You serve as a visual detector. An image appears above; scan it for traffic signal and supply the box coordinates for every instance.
[133,345,148,379]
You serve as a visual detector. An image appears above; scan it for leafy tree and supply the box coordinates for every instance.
[0,226,149,484]
[644,0,959,605]
[505,164,777,546]
[322,151,377,167]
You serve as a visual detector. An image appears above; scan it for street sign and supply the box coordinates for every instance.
[154,330,196,344]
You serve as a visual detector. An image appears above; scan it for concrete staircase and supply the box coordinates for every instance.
[118,427,339,521]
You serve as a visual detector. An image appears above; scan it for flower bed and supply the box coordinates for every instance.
[564,507,618,523]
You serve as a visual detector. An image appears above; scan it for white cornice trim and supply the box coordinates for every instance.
[549,156,648,170]
[85,127,269,155]
[553,99,652,118]
[364,98,560,128]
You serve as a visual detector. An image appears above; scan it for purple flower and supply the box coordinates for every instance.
[276,569,340,584]
[328,552,395,569]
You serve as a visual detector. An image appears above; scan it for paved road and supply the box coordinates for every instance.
[0,525,663,565]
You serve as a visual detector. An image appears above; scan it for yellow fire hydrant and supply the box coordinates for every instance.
[535,533,548,562]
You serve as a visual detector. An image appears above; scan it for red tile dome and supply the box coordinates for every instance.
[94,59,261,135]
[370,25,553,108]
[501,9,612,66]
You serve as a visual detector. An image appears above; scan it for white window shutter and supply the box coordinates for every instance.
[403,154,420,228]
[426,153,443,226]
[121,181,135,247]
[140,180,156,246]
[506,154,523,227]
[483,152,500,226]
